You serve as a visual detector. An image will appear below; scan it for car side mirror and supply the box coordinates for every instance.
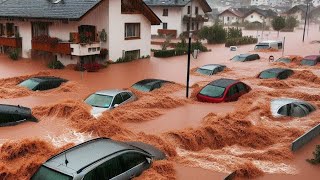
[146,157,152,164]
[113,104,119,108]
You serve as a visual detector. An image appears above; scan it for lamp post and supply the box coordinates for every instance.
[303,1,310,42]
[186,0,192,98]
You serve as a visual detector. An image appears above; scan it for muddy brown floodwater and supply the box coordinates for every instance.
[0,26,320,180]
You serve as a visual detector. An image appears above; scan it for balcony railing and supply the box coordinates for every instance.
[157,29,177,37]
[32,40,71,54]
[70,43,101,56]
[183,15,209,22]
[0,37,22,48]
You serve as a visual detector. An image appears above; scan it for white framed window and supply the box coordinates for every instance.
[125,23,140,39]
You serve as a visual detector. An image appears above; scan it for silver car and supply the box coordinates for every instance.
[271,98,316,118]
[84,90,137,118]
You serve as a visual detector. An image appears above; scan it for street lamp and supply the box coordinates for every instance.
[186,0,192,98]
[303,0,311,42]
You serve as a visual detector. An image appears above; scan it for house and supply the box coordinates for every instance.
[143,0,212,37]
[243,9,278,26]
[218,8,245,25]
[284,5,308,23]
[0,0,161,65]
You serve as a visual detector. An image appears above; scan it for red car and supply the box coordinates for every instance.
[197,78,251,103]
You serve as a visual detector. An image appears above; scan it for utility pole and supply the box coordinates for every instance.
[303,1,310,42]
[186,0,192,98]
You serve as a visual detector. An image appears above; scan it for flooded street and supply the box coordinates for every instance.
[0,27,320,180]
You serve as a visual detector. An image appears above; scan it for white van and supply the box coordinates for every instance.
[254,40,283,50]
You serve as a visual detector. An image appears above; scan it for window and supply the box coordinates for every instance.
[120,152,146,171]
[237,83,247,93]
[125,23,140,39]
[31,166,72,180]
[163,9,168,16]
[187,6,191,14]
[187,23,190,32]
[0,24,4,36]
[121,92,131,101]
[195,7,199,15]
[251,15,253,18]
[192,22,194,30]
[125,50,140,60]
[112,94,124,106]
[163,23,168,30]
[199,85,226,98]
[32,22,49,38]
[227,85,238,97]
[196,23,199,30]
[6,23,14,37]
[227,17,230,21]
[83,156,125,180]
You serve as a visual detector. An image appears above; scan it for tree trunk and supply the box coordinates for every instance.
[277,31,280,38]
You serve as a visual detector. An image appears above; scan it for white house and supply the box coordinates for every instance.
[243,9,277,26]
[218,8,245,25]
[284,5,308,23]
[144,0,212,37]
[0,0,161,65]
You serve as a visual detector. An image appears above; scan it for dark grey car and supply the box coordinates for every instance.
[31,138,166,180]
[231,54,260,62]
[0,104,37,127]
[196,64,226,76]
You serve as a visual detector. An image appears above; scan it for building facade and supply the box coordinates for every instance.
[0,0,161,65]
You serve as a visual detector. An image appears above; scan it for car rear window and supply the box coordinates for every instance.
[301,59,316,66]
[196,68,213,75]
[85,94,113,108]
[259,71,277,79]
[18,79,40,90]
[132,84,152,92]
[31,166,72,180]
[277,58,291,63]
[255,44,269,49]
[232,56,246,62]
[199,85,226,98]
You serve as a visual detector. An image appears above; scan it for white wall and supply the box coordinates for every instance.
[244,12,265,23]
[181,0,206,32]
[219,12,242,25]
[108,0,151,61]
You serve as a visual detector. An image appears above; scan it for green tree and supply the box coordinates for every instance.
[227,27,242,39]
[285,16,298,31]
[198,23,227,44]
[272,16,286,37]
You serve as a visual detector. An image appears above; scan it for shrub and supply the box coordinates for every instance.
[272,16,286,37]
[48,60,65,69]
[32,35,60,47]
[8,48,19,60]
[99,48,108,59]
[307,145,320,165]
[284,16,298,32]
[225,36,258,47]
[154,49,176,58]
[198,23,227,44]
[83,62,102,72]
[227,27,242,39]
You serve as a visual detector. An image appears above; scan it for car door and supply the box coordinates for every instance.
[226,84,239,102]
[111,94,124,108]
[120,92,132,104]
[120,152,150,179]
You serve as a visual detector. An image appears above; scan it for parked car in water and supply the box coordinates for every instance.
[197,78,251,103]
[229,46,237,51]
[0,104,37,126]
[258,68,294,80]
[18,76,67,91]
[231,54,260,62]
[271,98,316,118]
[275,55,303,64]
[131,79,171,92]
[196,64,226,76]
[31,138,166,180]
[300,55,320,66]
[84,90,136,118]
[254,40,283,50]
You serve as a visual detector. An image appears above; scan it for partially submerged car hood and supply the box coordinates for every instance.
[126,141,166,160]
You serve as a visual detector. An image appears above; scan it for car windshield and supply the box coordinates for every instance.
[18,79,40,90]
[85,94,113,108]
[232,56,246,61]
[255,44,269,49]
[277,58,291,63]
[301,59,316,66]
[196,68,213,75]
[31,166,72,180]
[132,83,152,92]
[259,71,277,79]
[199,85,226,98]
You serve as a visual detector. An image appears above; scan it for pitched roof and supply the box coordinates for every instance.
[219,8,245,17]
[0,0,161,24]
[286,5,308,14]
[144,0,212,13]
[220,7,277,18]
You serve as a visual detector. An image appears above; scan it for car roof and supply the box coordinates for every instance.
[238,54,256,57]
[44,138,147,175]
[30,76,67,83]
[199,64,225,71]
[271,98,315,116]
[209,78,238,88]
[134,79,169,86]
[262,68,291,74]
[259,40,282,43]
[303,55,320,60]
[95,89,131,96]
[0,104,32,116]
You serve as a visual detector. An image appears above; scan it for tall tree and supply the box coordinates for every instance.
[272,16,286,37]
[285,16,298,31]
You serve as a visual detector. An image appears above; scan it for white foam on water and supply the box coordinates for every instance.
[46,130,94,147]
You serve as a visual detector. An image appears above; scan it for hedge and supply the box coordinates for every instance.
[225,36,258,47]
[154,49,176,58]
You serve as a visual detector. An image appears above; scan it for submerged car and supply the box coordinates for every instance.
[18,76,67,91]
[271,98,316,118]
[85,90,136,118]
[300,55,320,66]
[258,68,294,80]
[231,54,260,62]
[31,138,166,180]
[197,78,251,103]
[196,64,226,76]
[131,79,171,92]
[275,55,303,64]
[0,104,37,126]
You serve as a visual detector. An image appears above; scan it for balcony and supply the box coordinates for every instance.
[0,37,22,48]
[157,29,177,37]
[70,43,101,56]
[32,40,71,54]
[183,15,209,23]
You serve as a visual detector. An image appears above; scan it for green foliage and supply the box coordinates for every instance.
[284,16,298,31]
[307,145,320,165]
[272,16,286,32]
[48,60,65,69]
[243,21,269,30]
[227,27,242,39]
[198,23,227,44]
[154,49,176,58]
[8,48,19,60]
[161,35,173,50]
[225,36,258,47]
